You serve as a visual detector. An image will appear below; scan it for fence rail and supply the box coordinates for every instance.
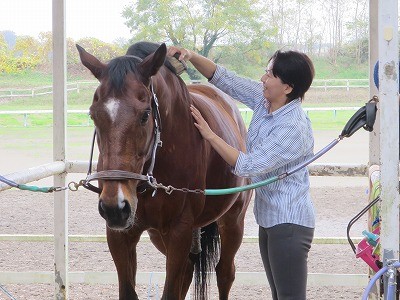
[0,79,369,99]
[0,81,98,98]
[0,107,360,127]
[0,157,369,290]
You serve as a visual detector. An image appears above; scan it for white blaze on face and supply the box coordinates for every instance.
[117,183,126,209]
[105,98,120,123]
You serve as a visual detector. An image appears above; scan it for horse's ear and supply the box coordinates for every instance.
[76,44,106,81]
[139,43,167,81]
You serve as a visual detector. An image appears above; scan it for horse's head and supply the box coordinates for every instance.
[77,43,167,230]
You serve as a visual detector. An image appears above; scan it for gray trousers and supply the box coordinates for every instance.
[259,223,314,300]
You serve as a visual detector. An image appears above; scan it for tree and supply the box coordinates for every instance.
[345,0,368,64]
[122,0,270,79]
[0,35,8,55]
[13,35,40,59]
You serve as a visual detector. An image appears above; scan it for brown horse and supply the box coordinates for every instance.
[77,41,252,300]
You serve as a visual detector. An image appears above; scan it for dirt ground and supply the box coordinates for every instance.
[0,129,375,299]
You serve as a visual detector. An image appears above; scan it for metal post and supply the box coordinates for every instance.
[368,4,380,297]
[369,0,379,165]
[377,1,399,299]
[52,0,68,299]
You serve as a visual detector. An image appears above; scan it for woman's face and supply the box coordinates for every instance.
[261,61,291,105]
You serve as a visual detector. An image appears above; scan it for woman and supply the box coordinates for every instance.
[168,46,315,300]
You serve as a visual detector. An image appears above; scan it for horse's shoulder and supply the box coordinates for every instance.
[188,84,246,149]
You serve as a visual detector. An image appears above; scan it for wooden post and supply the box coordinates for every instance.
[52,0,68,299]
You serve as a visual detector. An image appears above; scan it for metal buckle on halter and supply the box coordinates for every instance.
[147,174,158,197]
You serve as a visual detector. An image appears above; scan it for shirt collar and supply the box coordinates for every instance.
[264,98,301,117]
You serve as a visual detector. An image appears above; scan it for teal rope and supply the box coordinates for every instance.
[203,138,342,196]
[17,184,54,193]
[204,175,280,195]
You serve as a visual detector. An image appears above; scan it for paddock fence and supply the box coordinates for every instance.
[0,81,98,99]
[0,107,361,128]
[0,79,369,99]
[0,159,369,289]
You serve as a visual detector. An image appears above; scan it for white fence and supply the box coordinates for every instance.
[0,159,369,291]
[312,78,369,91]
[0,107,360,127]
[0,81,98,98]
[0,79,369,99]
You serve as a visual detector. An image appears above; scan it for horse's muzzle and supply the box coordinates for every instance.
[98,199,132,230]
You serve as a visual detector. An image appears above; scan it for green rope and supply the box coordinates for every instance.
[18,184,54,193]
[204,176,279,195]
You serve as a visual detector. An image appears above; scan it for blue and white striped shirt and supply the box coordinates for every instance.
[209,65,315,228]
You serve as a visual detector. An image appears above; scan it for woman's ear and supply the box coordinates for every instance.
[284,84,293,95]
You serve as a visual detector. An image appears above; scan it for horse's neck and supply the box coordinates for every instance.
[156,74,193,134]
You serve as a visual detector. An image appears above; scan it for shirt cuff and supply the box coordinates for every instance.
[208,65,226,84]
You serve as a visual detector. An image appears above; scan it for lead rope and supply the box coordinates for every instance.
[0,283,17,300]
[0,174,68,193]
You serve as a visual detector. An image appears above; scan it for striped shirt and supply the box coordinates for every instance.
[209,65,315,229]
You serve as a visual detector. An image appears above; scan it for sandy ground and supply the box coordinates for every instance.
[0,128,375,299]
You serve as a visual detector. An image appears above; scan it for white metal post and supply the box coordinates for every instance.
[369,0,379,165]
[377,0,399,299]
[368,2,380,298]
[53,0,68,299]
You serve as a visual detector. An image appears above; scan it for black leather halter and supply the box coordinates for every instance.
[82,78,163,195]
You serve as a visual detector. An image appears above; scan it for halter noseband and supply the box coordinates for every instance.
[82,77,163,195]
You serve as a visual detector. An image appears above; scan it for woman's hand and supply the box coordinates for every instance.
[167,46,193,62]
[190,105,239,166]
[190,105,216,141]
[167,45,217,80]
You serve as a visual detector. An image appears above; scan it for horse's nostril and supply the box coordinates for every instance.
[121,200,131,219]
[98,200,106,217]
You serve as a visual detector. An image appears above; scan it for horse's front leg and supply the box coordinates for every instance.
[161,225,193,300]
[106,227,142,300]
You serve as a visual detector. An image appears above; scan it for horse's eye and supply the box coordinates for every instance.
[141,110,151,125]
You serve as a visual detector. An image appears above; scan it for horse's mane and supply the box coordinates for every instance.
[106,41,182,92]
[106,56,142,92]
[126,41,177,74]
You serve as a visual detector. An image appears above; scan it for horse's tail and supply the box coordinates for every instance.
[193,222,220,300]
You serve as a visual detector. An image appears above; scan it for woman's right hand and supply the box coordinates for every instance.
[167,46,193,63]
[168,45,217,80]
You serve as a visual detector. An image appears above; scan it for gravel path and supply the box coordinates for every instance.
[0,129,373,299]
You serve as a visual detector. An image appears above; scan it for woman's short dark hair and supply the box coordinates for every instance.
[268,50,315,102]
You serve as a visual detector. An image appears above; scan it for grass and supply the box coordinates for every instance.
[0,68,373,137]
[0,89,366,130]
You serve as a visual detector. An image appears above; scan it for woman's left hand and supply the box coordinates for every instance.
[190,105,216,141]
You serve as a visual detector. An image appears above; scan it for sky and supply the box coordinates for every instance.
[0,0,133,43]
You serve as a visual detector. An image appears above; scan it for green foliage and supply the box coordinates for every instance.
[74,37,124,62]
[0,54,40,73]
[122,0,269,79]
[0,35,8,55]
